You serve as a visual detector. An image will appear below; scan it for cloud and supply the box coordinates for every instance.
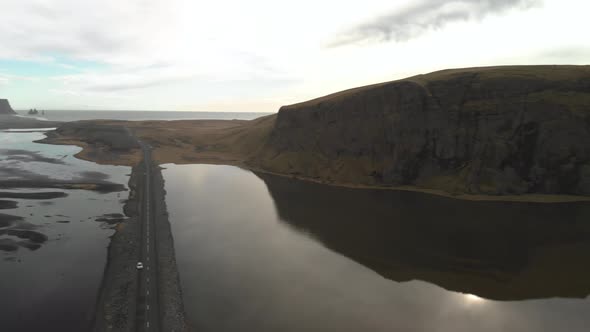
[55,64,195,93]
[0,1,295,98]
[538,46,590,63]
[328,0,542,47]
[1,0,585,112]
[0,73,39,86]
[0,0,176,63]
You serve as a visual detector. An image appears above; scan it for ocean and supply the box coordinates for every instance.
[14,110,272,122]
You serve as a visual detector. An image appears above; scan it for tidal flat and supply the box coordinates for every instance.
[0,130,130,331]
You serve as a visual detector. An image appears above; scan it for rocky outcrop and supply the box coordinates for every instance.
[253,65,590,196]
[45,122,139,151]
[0,99,16,114]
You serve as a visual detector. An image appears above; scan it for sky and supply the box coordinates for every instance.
[0,0,588,112]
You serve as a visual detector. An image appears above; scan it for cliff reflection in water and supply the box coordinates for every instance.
[256,172,590,301]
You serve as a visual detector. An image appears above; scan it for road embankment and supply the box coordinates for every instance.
[152,164,188,331]
[91,137,187,331]
[92,162,141,331]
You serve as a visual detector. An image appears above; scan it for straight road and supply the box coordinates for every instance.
[136,142,160,331]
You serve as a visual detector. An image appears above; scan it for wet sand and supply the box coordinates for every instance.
[0,114,60,129]
[0,192,68,199]
[0,200,18,209]
[0,179,126,193]
[0,213,23,227]
[1,124,185,330]
[0,171,127,255]
[0,131,135,330]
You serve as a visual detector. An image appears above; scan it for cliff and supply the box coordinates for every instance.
[39,121,141,166]
[41,65,590,199]
[0,99,16,114]
[252,65,590,196]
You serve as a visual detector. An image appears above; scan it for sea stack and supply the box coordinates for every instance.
[0,99,16,114]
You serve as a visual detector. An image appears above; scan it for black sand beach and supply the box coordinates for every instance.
[0,114,60,129]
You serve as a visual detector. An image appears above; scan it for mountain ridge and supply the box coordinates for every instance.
[251,65,590,196]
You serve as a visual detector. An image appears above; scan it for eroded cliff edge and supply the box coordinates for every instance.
[252,65,590,196]
[42,65,590,200]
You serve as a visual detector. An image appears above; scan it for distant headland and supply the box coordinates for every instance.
[0,99,16,115]
[0,98,60,129]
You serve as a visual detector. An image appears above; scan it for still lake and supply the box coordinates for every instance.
[163,164,590,332]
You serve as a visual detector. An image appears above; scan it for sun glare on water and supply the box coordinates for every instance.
[464,293,485,303]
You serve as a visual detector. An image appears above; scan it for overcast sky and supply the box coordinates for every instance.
[0,0,588,112]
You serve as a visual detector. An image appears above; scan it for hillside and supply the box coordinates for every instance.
[43,65,590,199]
[250,65,590,196]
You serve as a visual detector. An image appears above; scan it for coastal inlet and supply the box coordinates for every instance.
[0,129,131,331]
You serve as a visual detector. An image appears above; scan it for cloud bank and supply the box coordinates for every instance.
[329,0,542,47]
[1,0,586,112]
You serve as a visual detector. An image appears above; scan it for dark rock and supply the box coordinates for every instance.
[0,192,68,199]
[256,65,590,196]
[0,213,24,228]
[19,241,41,250]
[0,229,48,243]
[46,122,139,151]
[0,239,18,251]
[0,200,17,210]
[0,99,16,115]
[0,149,66,164]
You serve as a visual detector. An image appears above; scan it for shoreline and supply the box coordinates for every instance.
[40,126,590,204]
[152,164,188,331]
[92,162,141,331]
[0,114,61,129]
[245,165,590,203]
[157,158,590,204]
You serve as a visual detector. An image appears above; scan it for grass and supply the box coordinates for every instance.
[527,90,590,115]
[283,65,590,111]
[41,65,590,202]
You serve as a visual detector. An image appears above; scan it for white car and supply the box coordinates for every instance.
[137,262,144,270]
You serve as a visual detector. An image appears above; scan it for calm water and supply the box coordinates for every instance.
[163,164,590,332]
[15,110,271,122]
[0,130,130,331]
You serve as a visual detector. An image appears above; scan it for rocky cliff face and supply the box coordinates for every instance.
[253,66,590,196]
[0,99,16,114]
[48,122,139,151]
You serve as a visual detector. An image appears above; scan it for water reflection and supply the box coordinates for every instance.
[256,172,590,301]
[163,164,590,332]
[0,131,130,331]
